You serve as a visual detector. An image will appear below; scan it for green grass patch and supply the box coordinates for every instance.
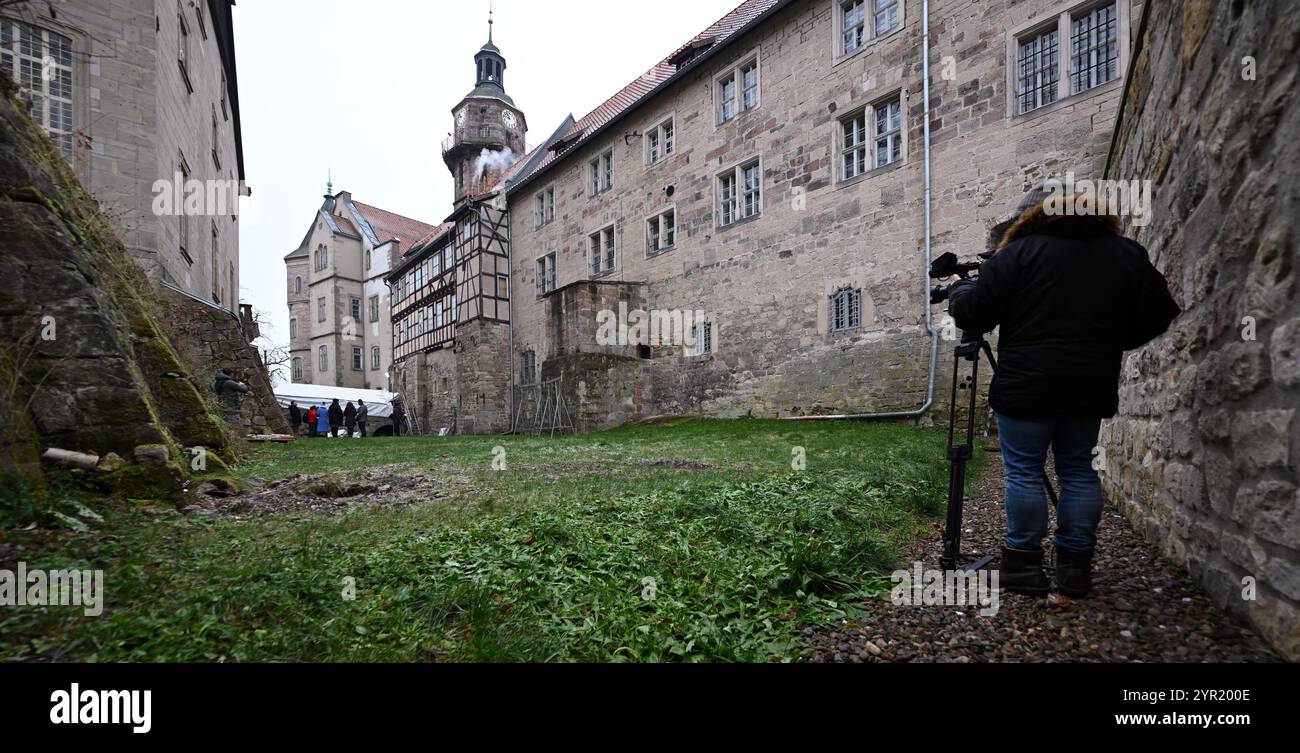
[0,419,971,662]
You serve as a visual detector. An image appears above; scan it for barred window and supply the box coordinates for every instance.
[689,321,714,357]
[589,150,613,195]
[292,358,303,382]
[830,288,862,332]
[1071,3,1119,94]
[590,225,616,276]
[647,209,676,255]
[534,187,555,228]
[716,54,759,125]
[1017,28,1060,114]
[0,19,74,158]
[646,117,675,165]
[536,253,557,296]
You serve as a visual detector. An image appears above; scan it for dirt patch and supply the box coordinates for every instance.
[183,466,469,518]
[804,453,1279,663]
[635,459,716,470]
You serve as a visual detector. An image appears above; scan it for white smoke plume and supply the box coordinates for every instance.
[474,147,520,182]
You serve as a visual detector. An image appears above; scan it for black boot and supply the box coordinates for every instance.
[1000,548,1050,597]
[1055,547,1095,598]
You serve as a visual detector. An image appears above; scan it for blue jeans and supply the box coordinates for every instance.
[996,415,1104,553]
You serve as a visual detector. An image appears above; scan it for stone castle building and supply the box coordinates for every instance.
[1,0,246,311]
[390,0,1139,435]
[284,189,439,390]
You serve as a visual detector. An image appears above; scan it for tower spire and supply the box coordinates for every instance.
[488,1,494,44]
[326,169,333,196]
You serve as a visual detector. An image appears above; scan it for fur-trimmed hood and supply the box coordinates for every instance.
[993,193,1123,253]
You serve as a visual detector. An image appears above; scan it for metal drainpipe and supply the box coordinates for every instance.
[783,0,939,422]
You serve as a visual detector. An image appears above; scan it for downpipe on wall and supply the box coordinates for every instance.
[783,0,939,422]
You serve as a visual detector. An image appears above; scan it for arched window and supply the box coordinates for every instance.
[370,346,380,371]
[318,345,328,372]
[292,357,302,382]
[365,249,372,271]
[294,276,302,295]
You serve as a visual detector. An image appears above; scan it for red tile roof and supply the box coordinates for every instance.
[404,222,455,257]
[351,200,441,251]
[490,0,783,194]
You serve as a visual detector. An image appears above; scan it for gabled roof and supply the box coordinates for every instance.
[404,222,455,258]
[499,0,788,196]
[349,200,440,251]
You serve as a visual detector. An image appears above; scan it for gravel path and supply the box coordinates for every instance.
[806,453,1279,663]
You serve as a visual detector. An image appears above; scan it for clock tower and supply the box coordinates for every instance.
[443,10,528,203]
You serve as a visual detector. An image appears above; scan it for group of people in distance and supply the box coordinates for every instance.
[287,399,369,439]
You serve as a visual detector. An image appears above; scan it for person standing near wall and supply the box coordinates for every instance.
[948,185,1180,599]
[356,400,369,438]
[316,403,330,438]
[343,400,357,438]
[289,401,302,435]
[328,399,344,438]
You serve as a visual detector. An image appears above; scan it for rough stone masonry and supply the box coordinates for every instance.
[1099,0,1300,660]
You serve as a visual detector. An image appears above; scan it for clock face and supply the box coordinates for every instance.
[456,108,466,126]
[501,110,518,129]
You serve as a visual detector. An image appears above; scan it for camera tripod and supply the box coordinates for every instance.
[941,330,1059,572]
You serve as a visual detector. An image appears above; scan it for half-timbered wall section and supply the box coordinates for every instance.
[392,232,457,361]
[455,205,512,325]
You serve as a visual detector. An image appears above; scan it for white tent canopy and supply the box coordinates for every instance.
[274,384,396,419]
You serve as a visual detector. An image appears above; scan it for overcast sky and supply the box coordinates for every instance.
[234,0,744,377]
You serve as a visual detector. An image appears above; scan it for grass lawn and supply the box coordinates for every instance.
[0,419,970,663]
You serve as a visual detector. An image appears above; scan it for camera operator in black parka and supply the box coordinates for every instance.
[946,184,1180,598]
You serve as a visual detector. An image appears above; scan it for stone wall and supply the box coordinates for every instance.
[1099,0,1300,660]
[506,0,1139,429]
[0,74,234,502]
[157,288,290,436]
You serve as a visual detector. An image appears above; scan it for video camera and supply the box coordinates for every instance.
[929,251,993,305]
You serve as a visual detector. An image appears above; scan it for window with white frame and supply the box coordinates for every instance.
[318,345,329,373]
[536,253,557,296]
[646,117,675,165]
[350,297,362,324]
[1,19,75,159]
[292,358,303,382]
[589,150,613,195]
[371,346,381,371]
[647,209,676,255]
[589,225,616,276]
[1070,3,1119,94]
[718,159,762,227]
[830,287,862,332]
[839,1,899,58]
[717,54,759,124]
[351,346,363,372]
[873,94,902,167]
[369,295,380,323]
[535,187,555,228]
[1015,2,1121,116]
[841,111,868,180]
[1017,26,1059,114]
[689,321,714,357]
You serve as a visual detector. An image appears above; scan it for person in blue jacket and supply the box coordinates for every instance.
[315,403,330,438]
